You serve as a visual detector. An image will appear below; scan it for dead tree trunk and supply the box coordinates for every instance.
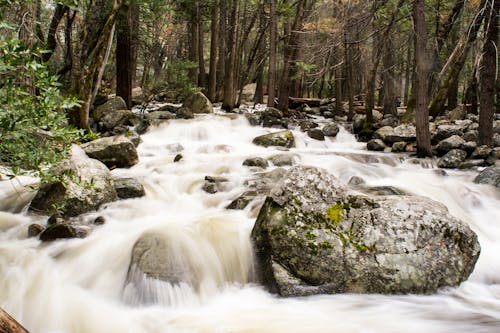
[0,307,29,333]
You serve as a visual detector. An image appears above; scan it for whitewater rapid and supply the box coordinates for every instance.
[1,112,499,333]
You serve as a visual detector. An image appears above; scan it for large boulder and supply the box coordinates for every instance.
[81,135,138,168]
[251,166,480,296]
[322,123,340,137]
[385,124,416,143]
[92,96,127,121]
[474,166,500,188]
[183,92,213,114]
[436,135,469,156]
[100,109,135,131]
[252,131,295,148]
[437,149,467,169]
[29,145,117,217]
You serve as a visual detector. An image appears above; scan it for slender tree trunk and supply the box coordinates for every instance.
[130,1,140,85]
[268,0,277,107]
[116,3,132,109]
[208,0,219,102]
[403,35,412,106]
[335,59,343,115]
[196,0,206,90]
[413,0,432,157]
[345,31,354,120]
[188,18,199,86]
[383,38,398,116]
[43,3,66,62]
[479,0,498,147]
[222,0,239,111]
[216,0,227,100]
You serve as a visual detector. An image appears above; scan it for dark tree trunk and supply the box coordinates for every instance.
[479,0,498,147]
[216,0,227,100]
[208,0,219,102]
[267,0,277,107]
[413,0,432,157]
[130,1,140,85]
[43,3,66,62]
[116,3,132,109]
[222,0,239,111]
[382,38,398,116]
[403,34,412,106]
[196,0,206,90]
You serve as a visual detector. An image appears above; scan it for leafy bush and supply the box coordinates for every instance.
[0,37,83,177]
[149,59,199,102]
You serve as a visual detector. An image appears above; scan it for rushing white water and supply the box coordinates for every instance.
[1,112,500,333]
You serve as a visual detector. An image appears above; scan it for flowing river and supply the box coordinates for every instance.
[1,111,500,333]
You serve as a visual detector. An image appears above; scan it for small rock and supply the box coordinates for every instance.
[367,139,386,151]
[202,176,229,194]
[437,149,467,168]
[322,123,340,137]
[252,131,295,148]
[175,107,194,119]
[226,191,258,210]
[307,128,325,141]
[436,135,467,156]
[243,157,269,169]
[39,223,85,241]
[28,224,44,237]
[94,216,106,225]
[459,159,486,169]
[299,121,318,132]
[471,145,493,159]
[174,154,183,162]
[474,166,500,188]
[347,176,365,186]
[114,178,145,199]
[268,154,298,166]
[391,141,407,153]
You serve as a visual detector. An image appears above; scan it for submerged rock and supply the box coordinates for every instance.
[474,166,500,188]
[251,166,480,296]
[243,157,269,169]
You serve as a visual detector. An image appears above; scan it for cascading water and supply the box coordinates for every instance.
[1,111,499,333]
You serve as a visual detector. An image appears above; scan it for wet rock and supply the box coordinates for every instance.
[183,92,213,114]
[458,160,486,169]
[146,111,176,122]
[131,87,144,105]
[244,168,287,193]
[135,119,150,135]
[39,223,87,241]
[322,123,340,137]
[173,154,183,162]
[299,120,318,132]
[378,115,399,128]
[125,233,200,304]
[82,135,138,168]
[391,141,407,153]
[367,139,386,151]
[226,191,258,210]
[437,149,467,169]
[47,212,64,226]
[175,107,194,119]
[307,128,325,141]
[360,185,408,196]
[29,145,117,217]
[347,176,365,186]
[93,96,127,121]
[127,131,142,147]
[94,216,106,225]
[114,178,145,199]
[28,223,44,237]
[100,109,135,131]
[251,166,480,296]
[243,157,269,169]
[202,176,229,194]
[373,126,394,143]
[474,166,500,188]
[260,107,287,128]
[268,154,299,166]
[252,131,295,148]
[352,115,366,134]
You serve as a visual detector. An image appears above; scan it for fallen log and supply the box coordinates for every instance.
[0,308,29,333]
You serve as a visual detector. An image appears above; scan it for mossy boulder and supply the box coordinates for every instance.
[252,131,295,148]
[251,166,480,296]
[82,135,138,168]
[183,92,213,114]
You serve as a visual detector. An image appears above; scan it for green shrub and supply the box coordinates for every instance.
[0,37,83,177]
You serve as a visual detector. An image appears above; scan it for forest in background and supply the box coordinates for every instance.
[0,0,498,164]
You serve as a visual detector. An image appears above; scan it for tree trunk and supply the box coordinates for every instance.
[130,1,140,85]
[403,34,412,106]
[216,0,227,100]
[222,0,239,111]
[267,0,277,107]
[479,0,498,147]
[208,0,219,102]
[0,307,29,333]
[277,0,307,113]
[413,0,432,157]
[428,0,487,117]
[76,0,124,130]
[116,3,132,109]
[335,60,343,115]
[382,38,398,116]
[196,0,206,90]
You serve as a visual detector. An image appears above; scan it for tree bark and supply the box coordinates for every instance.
[479,0,498,147]
[0,307,29,333]
[196,0,206,90]
[116,3,132,109]
[222,0,239,111]
[208,0,219,102]
[413,0,432,157]
[382,38,398,116]
[267,0,277,107]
